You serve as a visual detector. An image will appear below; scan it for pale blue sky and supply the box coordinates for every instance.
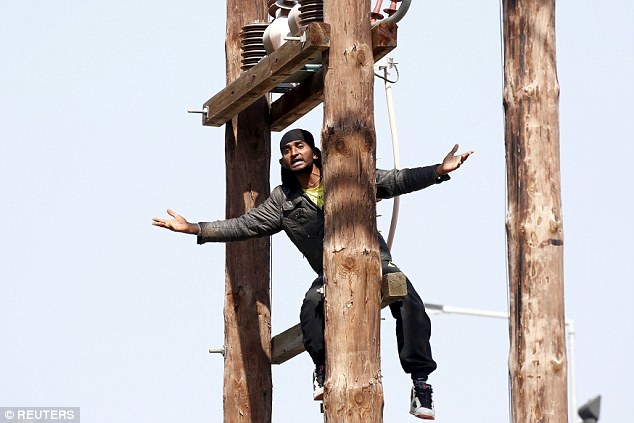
[1,1,633,422]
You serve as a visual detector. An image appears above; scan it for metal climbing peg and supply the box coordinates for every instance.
[208,346,226,357]
[188,107,209,117]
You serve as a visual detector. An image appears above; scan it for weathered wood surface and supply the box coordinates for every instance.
[371,22,398,62]
[270,323,304,366]
[503,1,568,422]
[222,0,272,422]
[270,22,397,132]
[321,0,384,419]
[203,22,330,127]
[271,272,406,364]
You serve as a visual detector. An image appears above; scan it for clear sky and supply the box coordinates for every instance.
[1,1,633,422]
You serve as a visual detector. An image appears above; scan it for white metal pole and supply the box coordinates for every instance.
[425,303,578,423]
[567,320,579,423]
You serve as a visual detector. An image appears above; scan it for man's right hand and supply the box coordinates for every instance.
[152,209,199,235]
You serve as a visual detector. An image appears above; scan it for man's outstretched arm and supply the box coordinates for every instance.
[152,209,199,235]
[376,144,474,199]
[152,188,284,243]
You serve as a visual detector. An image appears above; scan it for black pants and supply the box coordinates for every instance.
[299,261,437,380]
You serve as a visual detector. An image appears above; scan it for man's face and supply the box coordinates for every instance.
[280,140,317,173]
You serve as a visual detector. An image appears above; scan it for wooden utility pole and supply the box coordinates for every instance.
[503,1,568,422]
[322,0,384,421]
[223,0,272,422]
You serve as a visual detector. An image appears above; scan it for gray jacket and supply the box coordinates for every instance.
[198,165,449,274]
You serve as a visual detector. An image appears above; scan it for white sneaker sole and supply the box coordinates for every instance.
[410,409,435,420]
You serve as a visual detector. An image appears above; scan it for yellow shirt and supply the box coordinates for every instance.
[303,182,324,209]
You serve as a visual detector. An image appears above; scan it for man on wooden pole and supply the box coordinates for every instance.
[152,128,472,420]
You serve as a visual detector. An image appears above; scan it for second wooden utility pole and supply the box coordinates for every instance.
[322,0,384,421]
[503,1,568,422]
[223,0,272,422]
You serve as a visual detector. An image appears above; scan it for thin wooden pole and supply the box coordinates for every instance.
[503,1,568,422]
[223,0,272,422]
[322,0,384,421]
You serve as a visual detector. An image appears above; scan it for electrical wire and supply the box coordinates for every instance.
[370,0,410,248]
[374,64,400,84]
[371,0,413,27]
[379,58,402,249]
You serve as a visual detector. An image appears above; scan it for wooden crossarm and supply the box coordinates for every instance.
[270,69,325,132]
[270,22,397,132]
[371,21,399,62]
[200,22,398,131]
[201,22,330,127]
[271,271,406,365]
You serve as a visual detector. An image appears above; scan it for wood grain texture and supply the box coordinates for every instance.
[222,1,272,422]
[321,0,384,420]
[503,1,568,422]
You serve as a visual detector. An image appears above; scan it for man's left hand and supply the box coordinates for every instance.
[436,144,474,176]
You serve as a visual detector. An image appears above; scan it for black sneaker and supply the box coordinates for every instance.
[313,364,325,401]
[410,379,434,420]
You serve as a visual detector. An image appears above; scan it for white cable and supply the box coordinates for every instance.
[383,58,401,250]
